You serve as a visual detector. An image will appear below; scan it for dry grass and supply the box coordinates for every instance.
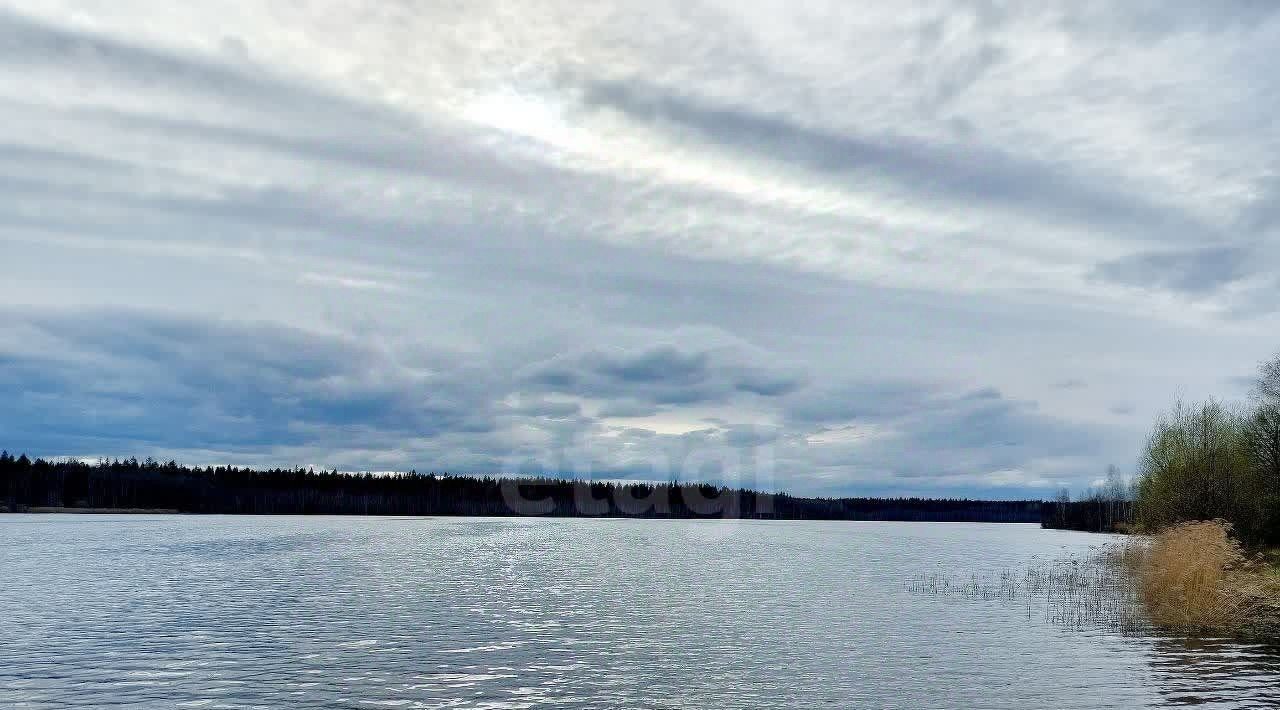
[908,549,1145,632]
[1128,520,1280,632]
[1261,547,1280,578]
[907,522,1280,634]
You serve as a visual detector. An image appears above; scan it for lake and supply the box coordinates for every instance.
[2,515,1279,708]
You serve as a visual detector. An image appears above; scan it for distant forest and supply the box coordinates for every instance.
[1,452,1046,523]
[1039,498,1133,534]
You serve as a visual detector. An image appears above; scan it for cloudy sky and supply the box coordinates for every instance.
[3,2,1279,497]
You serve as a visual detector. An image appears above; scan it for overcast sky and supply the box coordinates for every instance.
[3,2,1279,497]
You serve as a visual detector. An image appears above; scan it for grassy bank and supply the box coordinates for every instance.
[1119,521,1280,632]
[1264,548,1280,586]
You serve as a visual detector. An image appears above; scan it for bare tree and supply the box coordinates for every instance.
[1256,351,1280,407]
[1104,464,1126,530]
[1054,487,1070,527]
[1246,353,1280,536]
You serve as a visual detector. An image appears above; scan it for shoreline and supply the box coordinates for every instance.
[1,507,1044,522]
[0,453,1047,522]
[11,506,183,514]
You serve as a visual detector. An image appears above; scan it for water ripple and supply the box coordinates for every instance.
[1,516,1278,708]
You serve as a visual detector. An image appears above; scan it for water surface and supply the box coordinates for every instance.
[2,516,1278,708]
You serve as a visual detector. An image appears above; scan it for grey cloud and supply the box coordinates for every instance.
[31,103,563,192]
[576,78,1213,240]
[506,399,583,420]
[0,9,406,130]
[0,307,807,480]
[904,395,1050,451]
[1058,1,1280,38]
[944,0,1278,41]
[849,389,1099,481]
[724,425,782,449]
[594,345,710,385]
[1238,173,1280,231]
[0,308,503,456]
[733,367,806,397]
[1091,245,1252,294]
[905,27,1007,111]
[931,42,1005,106]
[960,386,1003,402]
[596,400,662,418]
[0,143,140,176]
[777,378,1104,486]
[617,427,658,439]
[787,381,938,424]
[525,344,803,406]
[0,12,576,206]
[1225,374,1258,393]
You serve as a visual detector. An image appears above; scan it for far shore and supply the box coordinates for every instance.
[0,454,1047,522]
[9,506,182,515]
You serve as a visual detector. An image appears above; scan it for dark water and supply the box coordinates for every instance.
[2,516,1278,709]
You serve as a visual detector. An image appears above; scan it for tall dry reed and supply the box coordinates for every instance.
[1132,520,1280,631]
[907,521,1280,634]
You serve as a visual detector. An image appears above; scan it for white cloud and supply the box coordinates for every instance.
[3,2,1280,496]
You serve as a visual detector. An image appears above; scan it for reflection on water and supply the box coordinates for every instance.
[1149,636,1280,708]
[1,515,1277,709]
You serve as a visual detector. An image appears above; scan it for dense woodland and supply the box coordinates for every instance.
[0,452,1044,522]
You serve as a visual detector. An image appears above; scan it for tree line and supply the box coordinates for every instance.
[1043,352,1280,544]
[1040,465,1135,533]
[0,452,1044,522]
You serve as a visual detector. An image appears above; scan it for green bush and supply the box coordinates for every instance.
[1134,360,1280,545]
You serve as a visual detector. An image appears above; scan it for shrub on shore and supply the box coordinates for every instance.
[1134,400,1276,545]
[1130,349,1280,545]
